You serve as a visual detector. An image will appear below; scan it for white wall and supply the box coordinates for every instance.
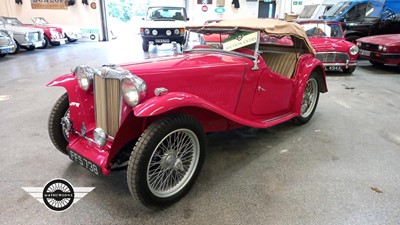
[187,0,259,24]
[275,0,327,18]
[0,0,102,29]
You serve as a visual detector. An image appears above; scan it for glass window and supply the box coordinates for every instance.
[146,7,186,21]
[324,2,352,18]
[299,5,319,18]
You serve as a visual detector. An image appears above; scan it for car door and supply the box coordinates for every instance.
[251,67,294,117]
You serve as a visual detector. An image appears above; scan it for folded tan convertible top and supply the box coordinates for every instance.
[186,18,315,54]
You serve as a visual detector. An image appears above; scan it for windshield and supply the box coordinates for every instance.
[299,5,319,18]
[365,0,384,18]
[324,2,352,17]
[33,17,49,25]
[301,23,343,38]
[146,7,186,21]
[4,17,22,26]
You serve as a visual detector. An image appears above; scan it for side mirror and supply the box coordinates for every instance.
[321,15,326,19]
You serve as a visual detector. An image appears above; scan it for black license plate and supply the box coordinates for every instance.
[68,149,100,175]
[155,39,170,43]
[325,66,341,71]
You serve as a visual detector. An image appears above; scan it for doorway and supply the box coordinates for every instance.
[258,1,276,18]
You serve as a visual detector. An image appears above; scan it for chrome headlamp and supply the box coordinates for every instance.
[121,74,146,107]
[174,29,180,35]
[144,29,150,35]
[379,45,387,52]
[74,65,96,91]
[349,46,359,55]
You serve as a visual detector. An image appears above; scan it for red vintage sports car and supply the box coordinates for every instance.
[297,20,359,74]
[3,17,66,48]
[357,34,400,68]
[47,18,327,208]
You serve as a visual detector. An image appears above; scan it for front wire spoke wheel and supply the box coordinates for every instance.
[127,114,206,208]
[147,129,199,198]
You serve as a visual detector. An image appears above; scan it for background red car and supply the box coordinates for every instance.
[297,20,359,74]
[3,17,66,48]
[357,34,400,68]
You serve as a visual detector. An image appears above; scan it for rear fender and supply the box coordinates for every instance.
[292,57,327,114]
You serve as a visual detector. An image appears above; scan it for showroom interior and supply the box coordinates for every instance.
[1,0,399,224]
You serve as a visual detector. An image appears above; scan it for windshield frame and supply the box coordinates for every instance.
[184,28,261,70]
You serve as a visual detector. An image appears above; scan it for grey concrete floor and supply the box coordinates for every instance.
[1,37,400,225]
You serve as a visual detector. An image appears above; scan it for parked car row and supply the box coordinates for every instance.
[0,16,82,57]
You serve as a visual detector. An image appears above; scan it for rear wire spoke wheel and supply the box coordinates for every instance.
[127,115,205,208]
[293,73,320,125]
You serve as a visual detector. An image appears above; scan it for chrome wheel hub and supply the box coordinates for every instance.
[61,109,71,140]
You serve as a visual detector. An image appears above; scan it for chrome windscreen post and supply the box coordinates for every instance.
[252,31,261,71]
[182,30,190,52]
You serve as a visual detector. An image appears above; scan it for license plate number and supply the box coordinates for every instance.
[59,39,66,45]
[155,39,170,43]
[34,41,43,48]
[326,66,341,71]
[0,48,12,54]
[68,149,100,175]
[359,50,371,56]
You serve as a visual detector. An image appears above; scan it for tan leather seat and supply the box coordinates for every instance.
[261,52,298,79]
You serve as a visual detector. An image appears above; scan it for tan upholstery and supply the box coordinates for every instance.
[261,52,298,79]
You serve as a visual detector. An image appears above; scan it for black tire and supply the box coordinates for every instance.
[127,114,206,208]
[369,60,384,67]
[0,53,6,57]
[293,72,320,125]
[345,35,360,44]
[66,34,78,42]
[343,66,356,74]
[25,45,35,51]
[38,35,49,49]
[48,93,70,155]
[10,40,20,55]
[142,41,149,52]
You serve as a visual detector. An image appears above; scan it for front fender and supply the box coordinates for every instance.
[134,92,227,117]
[134,92,271,129]
[47,73,76,90]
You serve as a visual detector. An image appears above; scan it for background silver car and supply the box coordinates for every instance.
[0,30,15,57]
[0,16,44,54]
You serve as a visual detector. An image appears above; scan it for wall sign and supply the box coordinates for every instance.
[30,0,68,10]
[197,0,212,4]
[293,1,303,5]
[215,7,225,14]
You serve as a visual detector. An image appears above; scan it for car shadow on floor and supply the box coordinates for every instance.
[62,120,309,216]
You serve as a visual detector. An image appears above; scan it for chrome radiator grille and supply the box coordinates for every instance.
[94,75,121,137]
[315,52,349,63]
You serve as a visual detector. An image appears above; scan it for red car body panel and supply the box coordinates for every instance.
[357,34,400,65]
[48,47,326,175]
